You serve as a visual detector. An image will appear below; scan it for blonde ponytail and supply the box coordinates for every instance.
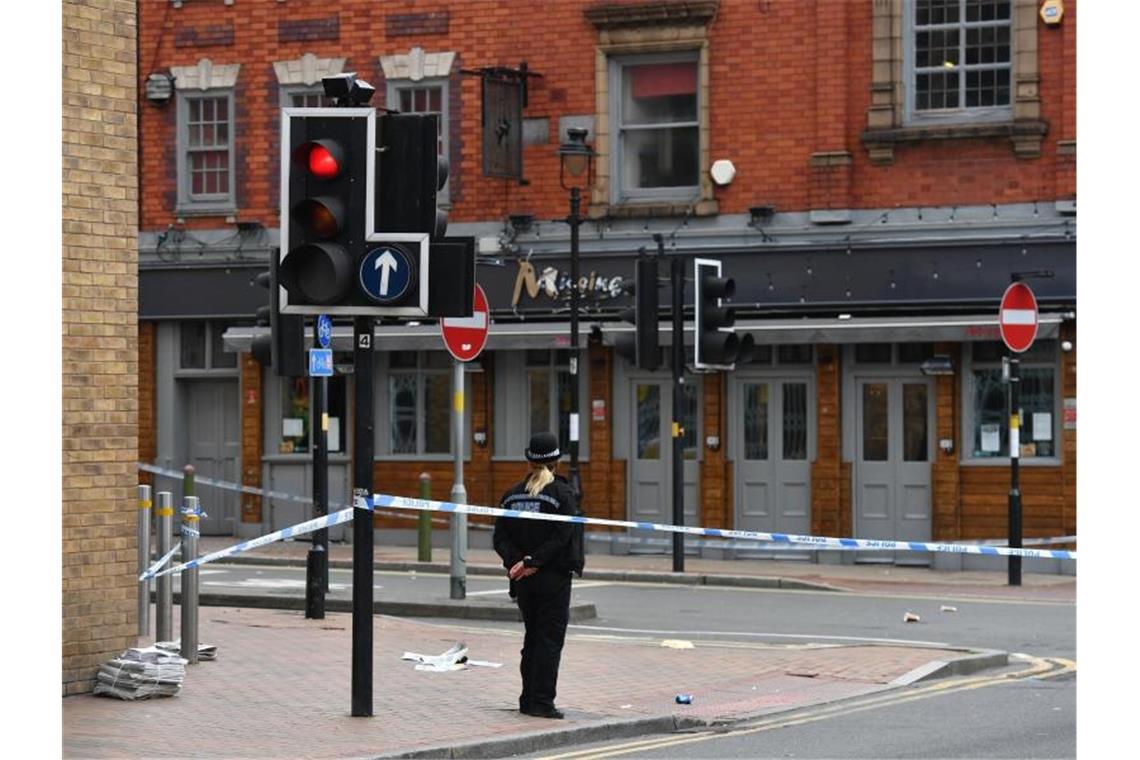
[525,464,555,496]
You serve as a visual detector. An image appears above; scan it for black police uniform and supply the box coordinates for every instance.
[493,457,577,718]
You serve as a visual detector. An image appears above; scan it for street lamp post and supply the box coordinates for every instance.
[558,128,596,499]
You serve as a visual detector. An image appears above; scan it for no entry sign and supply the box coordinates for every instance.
[440,284,490,362]
[999,282,1039,353]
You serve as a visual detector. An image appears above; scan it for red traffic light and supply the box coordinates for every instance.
[296,140,344,180]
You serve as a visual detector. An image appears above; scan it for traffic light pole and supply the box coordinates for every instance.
[351,316,375,717]
[306,320,328,619]
[670,249,685,573]
[1008,352,1022,586]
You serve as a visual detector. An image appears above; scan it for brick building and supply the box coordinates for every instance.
[63,0,139,694]
[136,0,1076,570]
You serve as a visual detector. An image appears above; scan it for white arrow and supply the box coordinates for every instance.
[375,250,399,295]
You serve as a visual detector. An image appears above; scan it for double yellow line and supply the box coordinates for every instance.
[540,656,1076,759]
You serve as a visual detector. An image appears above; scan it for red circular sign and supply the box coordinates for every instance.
[441,284,490,362]
[999,282,1039,353]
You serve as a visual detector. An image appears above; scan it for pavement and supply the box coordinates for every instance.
[61,537,1073,758]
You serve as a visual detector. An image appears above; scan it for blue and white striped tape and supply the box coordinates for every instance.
[587,532,1079,553]
[141,507,357,582]
[366,494,1078,562]
[141,541,182,579]
[136,463,1077,580]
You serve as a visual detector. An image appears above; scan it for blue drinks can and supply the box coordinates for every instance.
[675,694,693,704]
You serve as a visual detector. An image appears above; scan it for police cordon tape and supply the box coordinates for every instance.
[587,531,1079,553]
[138,463,1075,549]
[367,494,1077,562]
[136,464,1077,581]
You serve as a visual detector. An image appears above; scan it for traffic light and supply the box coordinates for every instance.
[693,257,754,369]
[376,112,475,318]
[377,112,448,238]
[278,107,432,316]
[251,257,305,376]
[614,256,660,370]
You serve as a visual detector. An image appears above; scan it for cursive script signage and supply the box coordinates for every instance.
[510,259,626,307]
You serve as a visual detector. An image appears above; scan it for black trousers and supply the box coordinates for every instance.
[514,569,571,710]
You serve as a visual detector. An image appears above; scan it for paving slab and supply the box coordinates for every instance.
[63,605,1002,759]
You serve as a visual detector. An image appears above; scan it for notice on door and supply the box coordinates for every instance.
[981,424,1001,453]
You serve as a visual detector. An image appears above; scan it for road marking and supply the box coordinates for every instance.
[465,581,613,597]
[569,623,951,648]
[539,656,1075,759]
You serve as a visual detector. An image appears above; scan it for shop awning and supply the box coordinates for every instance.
[225,311,1069,355]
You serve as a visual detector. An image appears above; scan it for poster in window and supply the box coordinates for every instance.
[283,418,304,438]
[1032,413,1052,441]
[980,424,1001,453]
[328,417,341,453]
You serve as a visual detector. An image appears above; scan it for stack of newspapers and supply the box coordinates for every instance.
[93,646,187,700]
[156,640,218,661]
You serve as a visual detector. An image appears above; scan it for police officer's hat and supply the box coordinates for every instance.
[525,431,561,465]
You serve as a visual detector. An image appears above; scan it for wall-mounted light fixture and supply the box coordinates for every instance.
[749,205,776,226]
[508,214,534,234]
[920,356,954,376]
[144,72,175,106]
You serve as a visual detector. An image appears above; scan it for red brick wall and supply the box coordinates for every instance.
[138,1,1077,232]
[811,345,843,537]
[700,373,728,529]
[138,322,156,486]
[240,353,264,524]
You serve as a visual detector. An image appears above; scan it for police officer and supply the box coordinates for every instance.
[493,431,577,719]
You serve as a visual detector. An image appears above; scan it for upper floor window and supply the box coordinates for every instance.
[907,0,1013,123]
[171,59,241,215]
[609,52,699,203]
[381,47,456,205]
[284,87,334,109]
[177,92,235,213]
[385,82,450,203]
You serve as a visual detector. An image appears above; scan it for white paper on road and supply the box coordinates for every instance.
[402,642,468,667]
[661,639,695,649]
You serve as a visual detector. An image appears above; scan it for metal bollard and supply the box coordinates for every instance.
[155,491,174,643]
[137,484,152,637]
[180,495,201,664]
[418,472,432,562]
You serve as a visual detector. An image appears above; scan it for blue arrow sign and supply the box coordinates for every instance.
[359,245,413,304]
[308,348,334,377]
[316,314,332,349]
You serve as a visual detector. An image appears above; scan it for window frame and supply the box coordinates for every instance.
[607,50,701,205]
[173,320,241,377]
[375,351,471,460]
[903,0,1015,126]
[961,340,1061,465]
[493,350,589,462]
[175,88,237,215]
[280,84,334,110]
[386,77,451,206]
